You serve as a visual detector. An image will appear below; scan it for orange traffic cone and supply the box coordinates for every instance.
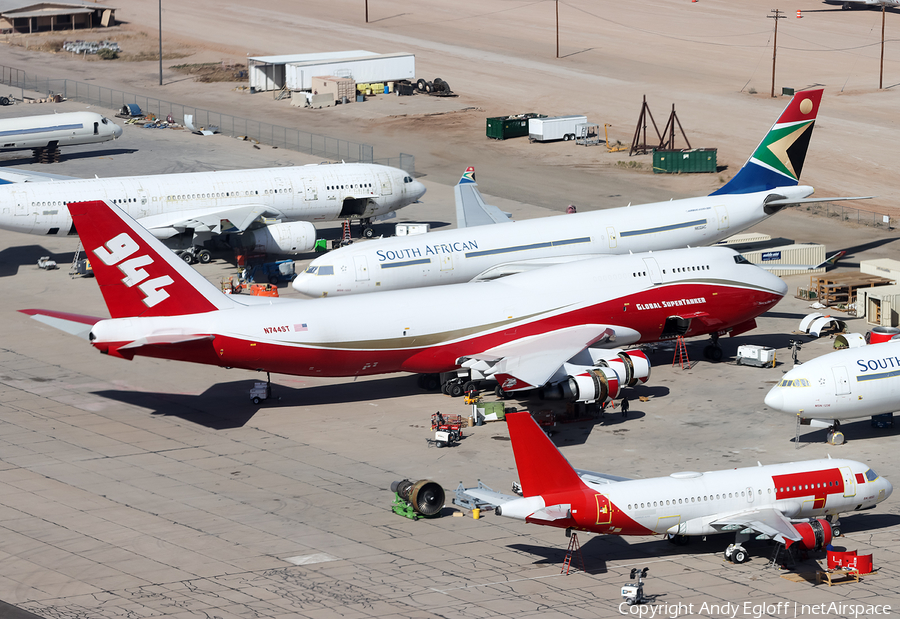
[797,9,802,17]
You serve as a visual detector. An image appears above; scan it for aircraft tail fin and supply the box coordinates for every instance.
[67,200,236,319]
[505,411,588,497]
[711,89,823,195]
[455,166,513,227]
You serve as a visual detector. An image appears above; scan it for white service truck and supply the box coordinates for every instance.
[528,115,588,142]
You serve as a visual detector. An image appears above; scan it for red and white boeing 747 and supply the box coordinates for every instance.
[21,200,787,402]
[469,412,892,563]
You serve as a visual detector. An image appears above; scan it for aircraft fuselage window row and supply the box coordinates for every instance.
[624,477,860,510]
[326,183,373,190]
[632,265,710,277]
[31,187,299,208]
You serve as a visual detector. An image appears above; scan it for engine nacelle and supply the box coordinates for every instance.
[242,221,317,255]
[542,367,620,403]
[592,349,651,387]
[788,518,832,551]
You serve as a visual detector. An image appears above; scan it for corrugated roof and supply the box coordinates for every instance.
[0,1,114,13]
[286,52,413,67]
[248,51,376,65]
[6,7,94,17]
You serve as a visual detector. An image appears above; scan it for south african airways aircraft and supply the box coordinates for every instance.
[294,89,865,304]
[765,339,900,444]
[19,198,786,403]
[467,412,892,564]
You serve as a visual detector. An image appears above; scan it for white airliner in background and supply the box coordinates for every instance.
[0,111,122,158]
[468,412,892,564]
[825,0,899,9]
[765,339,900,444]
[294,89,866,302]
[20,200,786,401]
[0,161,425,262]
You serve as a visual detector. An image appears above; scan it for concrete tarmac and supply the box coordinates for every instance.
[0,101,899,617]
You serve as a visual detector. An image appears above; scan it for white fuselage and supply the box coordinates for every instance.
[294,186,812,296]
[89,246,787,378]
[0,162,425,237]
[503,459,891,537]
[0,111,122,151]
[765,341,900,422]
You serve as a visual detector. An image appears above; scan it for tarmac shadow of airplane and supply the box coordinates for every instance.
[0,245,75,277]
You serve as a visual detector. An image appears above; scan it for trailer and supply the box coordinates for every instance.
[528,115,588,142]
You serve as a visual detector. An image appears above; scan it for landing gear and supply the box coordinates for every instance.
[417,374,440,391]
[829,516,842,538]
[703,333,723,362]
[827,420,844,445]
[495,384,510,399]
[665,533,689,545]
[725,544,749,564]
[174,247,212,265]
[360,218,375,239]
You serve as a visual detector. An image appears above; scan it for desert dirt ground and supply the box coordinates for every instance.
[0,2,900,618]
[1,0,898,213]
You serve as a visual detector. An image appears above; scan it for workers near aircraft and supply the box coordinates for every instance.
[621,397,629,417]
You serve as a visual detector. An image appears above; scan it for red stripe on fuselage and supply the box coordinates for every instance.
[772,468,844,503]
[94,282,782,377]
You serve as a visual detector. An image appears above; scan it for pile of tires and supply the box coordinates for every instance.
[415,77,452,94]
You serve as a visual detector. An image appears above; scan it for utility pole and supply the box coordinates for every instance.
[880,4,885,89]
[158,0,162,86]
[768,9,785,98]
[366,0,369,23]
[556,0,559,59]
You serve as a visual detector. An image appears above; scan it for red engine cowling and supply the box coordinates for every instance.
[540,366,620,403]
[788,519,832,551]
[593,349,651,387]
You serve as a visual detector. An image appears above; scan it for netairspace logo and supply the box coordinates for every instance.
[617,601,892,618]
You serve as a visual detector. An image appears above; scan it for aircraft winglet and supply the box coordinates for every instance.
[459,166,476,185]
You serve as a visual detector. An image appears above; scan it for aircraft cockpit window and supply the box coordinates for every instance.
[777,378,809,387]
[865,469,879,482]
[101,117,108,124]
[734,255,751,265]
[317,266,334,276]
[304,266,318,274]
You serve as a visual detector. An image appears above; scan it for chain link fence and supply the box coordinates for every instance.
[801,201,893,230]
[0,65,415,174]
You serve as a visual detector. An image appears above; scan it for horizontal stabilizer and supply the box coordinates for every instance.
[530,504,571,521]
[118,334,215,350]
[0,169,79,184]
[19,309,103,340]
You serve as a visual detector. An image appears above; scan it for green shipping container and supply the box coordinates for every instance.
[486,114,544,140]
[652,148,717,174]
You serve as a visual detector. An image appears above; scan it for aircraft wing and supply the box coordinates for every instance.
[710,507,803,545]
[136,204,287,237]
[455,166,512,228]
[458,324,622,391]
[756,250,846,272]
[0,168,80,184]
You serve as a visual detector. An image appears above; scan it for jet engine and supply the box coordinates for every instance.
[541,366,620,403]
[242,222,316,255]
[540,348,651,403]
[591,349,651,387]
[788,518,832,551]
[390,479,445,517]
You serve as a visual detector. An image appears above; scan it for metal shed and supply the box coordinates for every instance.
[0,1,115,33]
[740,243,825,276]
[248,51,376,92]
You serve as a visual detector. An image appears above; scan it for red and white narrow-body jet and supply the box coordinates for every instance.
[21,200,787,402]
[469,412,892,563]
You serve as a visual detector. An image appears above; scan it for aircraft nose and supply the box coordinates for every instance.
[410,178,426,201]
[764,387,784,411]
[113,123,123,138]
[883,477,893,500]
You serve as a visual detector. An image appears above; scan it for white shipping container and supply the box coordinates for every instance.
[528,116,588,142]
[395,223,430,236]
[285,53,415,91]
[861,258,900,282]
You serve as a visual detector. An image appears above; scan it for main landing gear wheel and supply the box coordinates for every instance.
[732,547,748,564]
[198,249,212,264]
[363,227,375,238]
[703,344,723,361]
[449,382,465,398]
[666,533,689,545]
[495,384,510,399]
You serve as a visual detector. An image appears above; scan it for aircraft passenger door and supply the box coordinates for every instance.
[746,486,754,504]
[714,205,729,230]
[93,122,99,135]
[595,494,612,526]
[832,366,851,395]
[137,190,150,218]
[378,172,392,196]
[643,258,663,285]
[354,255,369,281]
[840,467,856,498]
[13,190,28,217]
[606,226,618,249]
